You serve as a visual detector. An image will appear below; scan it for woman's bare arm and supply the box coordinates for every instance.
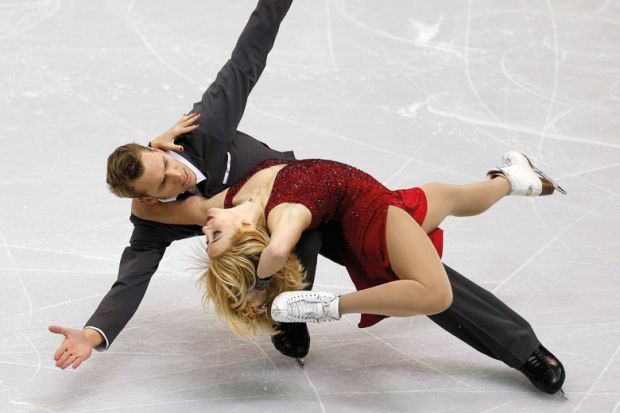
[256,203,312,279]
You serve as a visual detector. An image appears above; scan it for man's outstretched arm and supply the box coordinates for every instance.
[83,234,169,350]
[191,0,293,146]
[49,218,200,369]
[152,0,294,152]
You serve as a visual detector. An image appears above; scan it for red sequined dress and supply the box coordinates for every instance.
[224,159,444,328]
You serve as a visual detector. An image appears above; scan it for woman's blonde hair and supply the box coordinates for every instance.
[198,225,307,337]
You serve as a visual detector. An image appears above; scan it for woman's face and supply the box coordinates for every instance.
[202,204,256,258]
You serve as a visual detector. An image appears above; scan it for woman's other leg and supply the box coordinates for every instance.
[420,176,509,233]
[339,206,452,317]
[420,150,567,233]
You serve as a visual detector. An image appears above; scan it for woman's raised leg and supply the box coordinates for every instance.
[419,176,510,233]
[420,151,567,233]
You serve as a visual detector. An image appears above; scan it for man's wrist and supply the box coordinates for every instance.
[83,327,104,348]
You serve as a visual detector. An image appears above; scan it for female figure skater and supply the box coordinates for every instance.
[133,152,565,335]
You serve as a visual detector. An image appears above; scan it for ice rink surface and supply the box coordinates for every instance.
[1,0,619,412]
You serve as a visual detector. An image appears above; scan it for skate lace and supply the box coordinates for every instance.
[287,299,330,322]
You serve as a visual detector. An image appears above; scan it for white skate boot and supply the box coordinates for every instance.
[270,291,341,323]
[487,151,567,196]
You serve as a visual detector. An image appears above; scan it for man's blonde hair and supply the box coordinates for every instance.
[199,225,307,337]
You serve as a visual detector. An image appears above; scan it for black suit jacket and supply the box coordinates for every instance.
[85,0,296,349]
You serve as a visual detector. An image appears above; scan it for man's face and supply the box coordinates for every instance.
[132,148,197,200]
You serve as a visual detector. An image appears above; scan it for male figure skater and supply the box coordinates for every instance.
[49,0,564,394]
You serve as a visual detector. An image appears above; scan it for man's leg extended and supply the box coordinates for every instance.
[429,264,539,368]
[429,264,565,394]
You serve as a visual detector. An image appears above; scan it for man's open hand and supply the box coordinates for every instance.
[49,325,95,370]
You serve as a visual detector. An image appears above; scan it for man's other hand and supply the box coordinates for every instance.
[150,113,200,152]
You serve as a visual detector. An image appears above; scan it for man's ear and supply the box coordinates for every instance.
[137,196,159,205]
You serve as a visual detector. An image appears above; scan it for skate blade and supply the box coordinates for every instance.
[559,387,568,399]
[521,153,567,195]
[296,358,305,368]
[534,167,567,195]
